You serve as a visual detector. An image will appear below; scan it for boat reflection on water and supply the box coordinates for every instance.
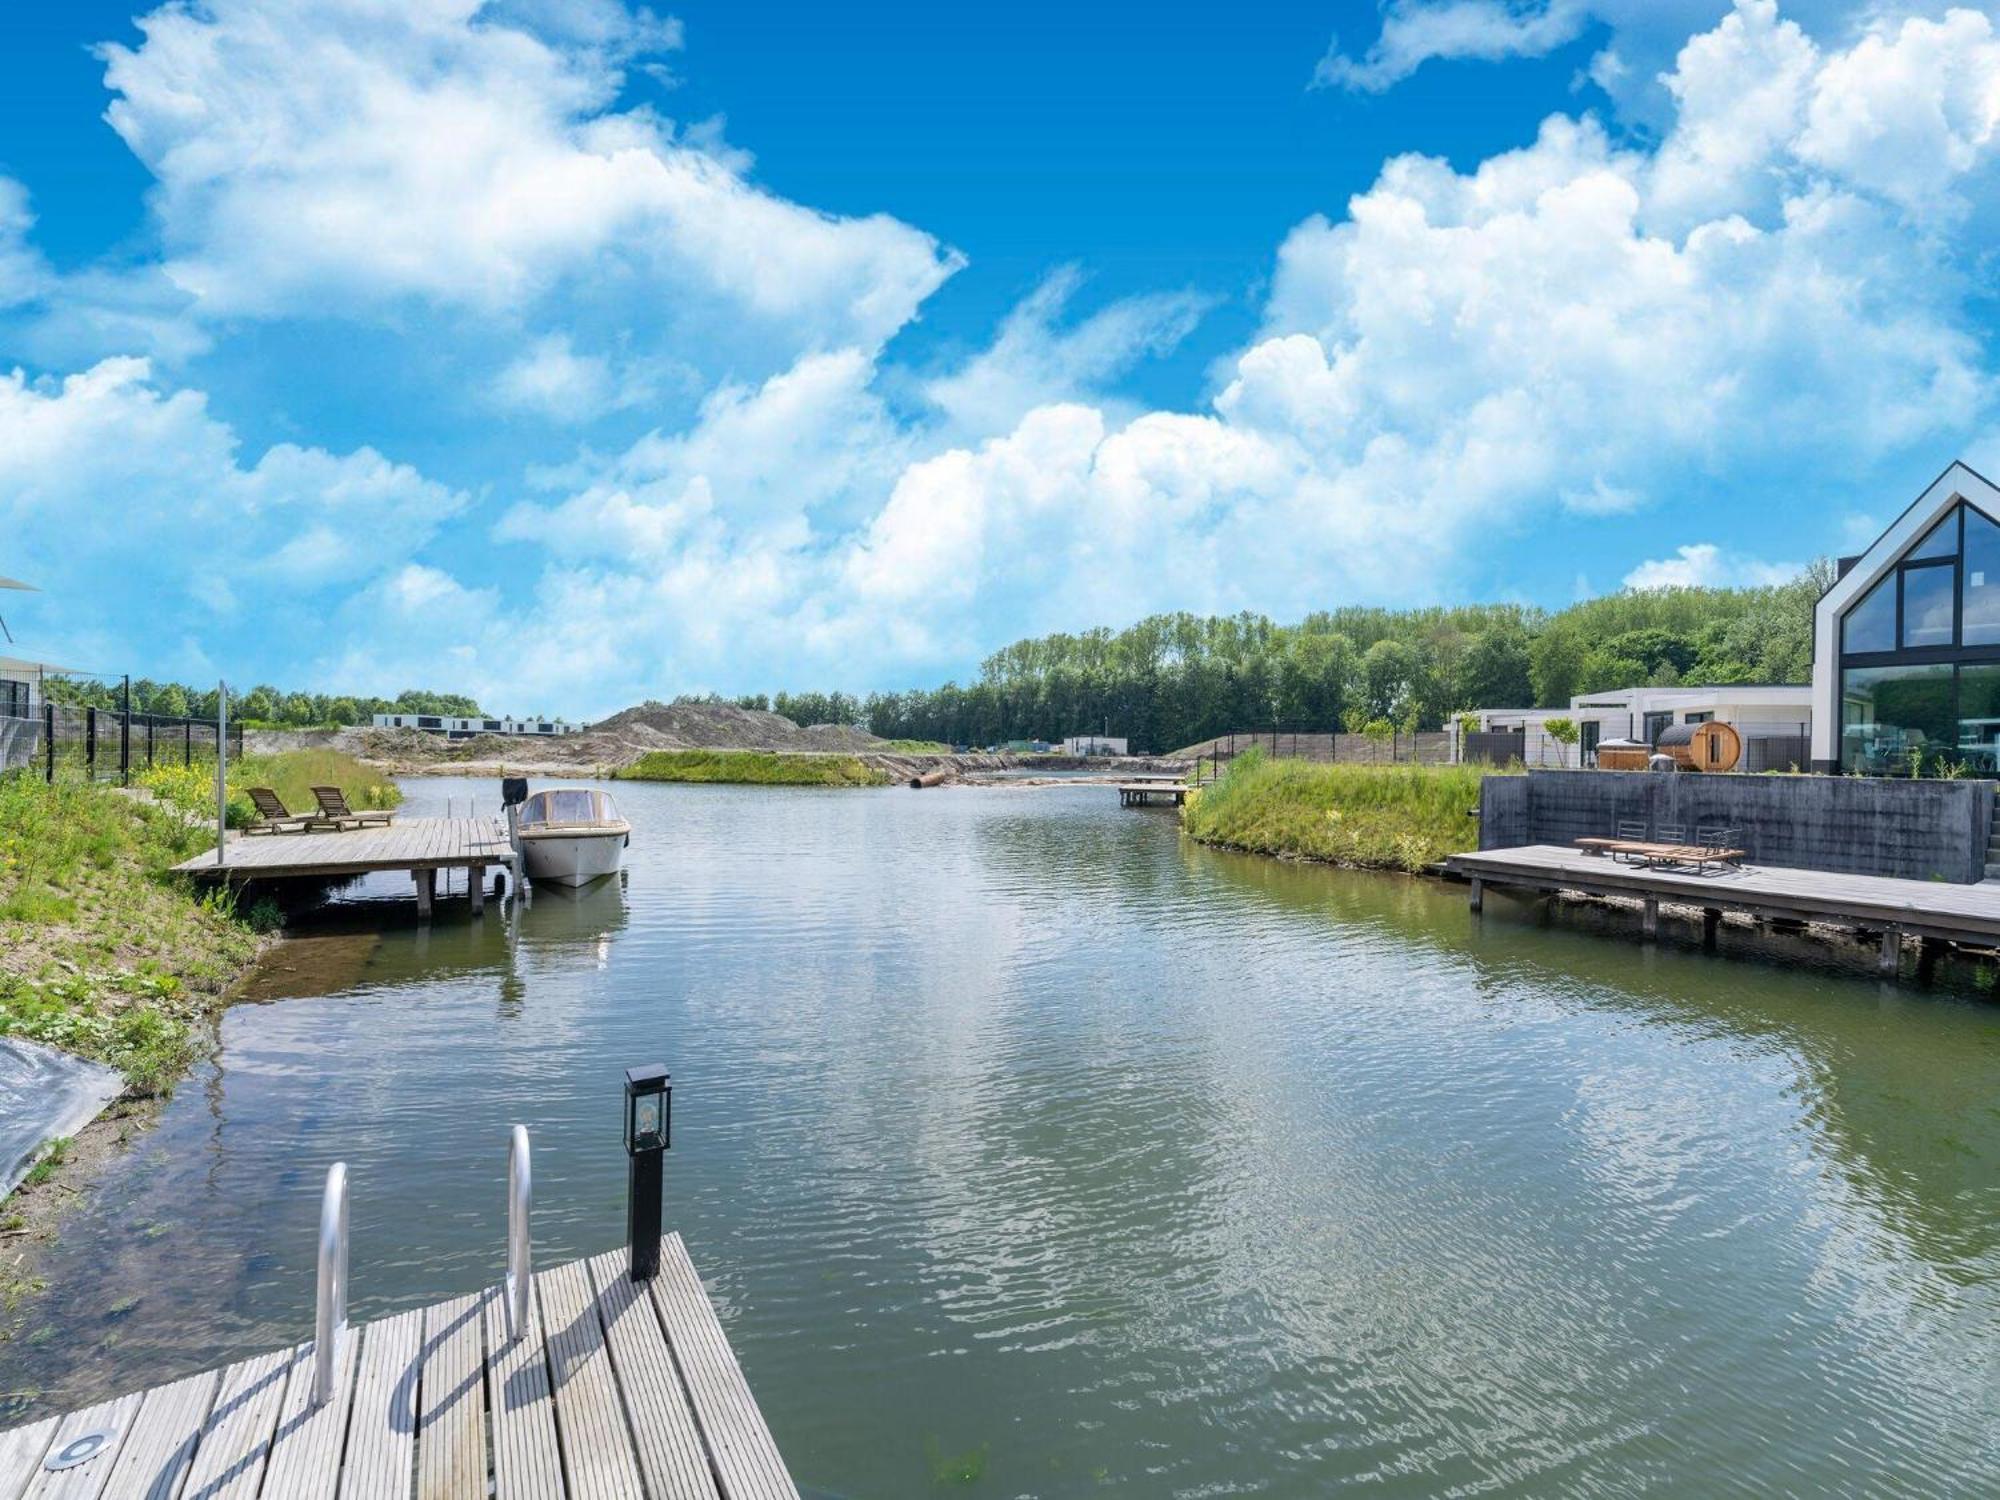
[235,869,631,1006]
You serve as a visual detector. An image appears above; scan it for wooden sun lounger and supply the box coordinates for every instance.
[244,787,317,835]
[1575,836,1745,874]
[310,784,396,831]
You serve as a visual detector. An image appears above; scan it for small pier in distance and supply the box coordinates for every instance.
[172,817,516,919]
[0,1234,799,1500]
[1448,843,2000,974]
[1119,780,1188,808]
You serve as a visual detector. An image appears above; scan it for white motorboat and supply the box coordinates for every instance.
[512,787,630,887]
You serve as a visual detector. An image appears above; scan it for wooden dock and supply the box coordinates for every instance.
[171,818,516,919]
[1118,781,1188,808]
[1448,843,2000,973]
[0,1234,799,1500]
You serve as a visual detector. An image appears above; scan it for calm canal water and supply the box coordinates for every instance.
[10,777,2000,1496]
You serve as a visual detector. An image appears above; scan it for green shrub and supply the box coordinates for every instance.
[618,750,890,786]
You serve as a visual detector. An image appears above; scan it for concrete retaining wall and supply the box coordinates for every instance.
[1479,771,1996,884]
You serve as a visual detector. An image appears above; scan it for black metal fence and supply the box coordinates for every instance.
[1188,725,1456,780]
[1,703,242,784]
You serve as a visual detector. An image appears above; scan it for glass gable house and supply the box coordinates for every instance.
[1839,501,2000,772]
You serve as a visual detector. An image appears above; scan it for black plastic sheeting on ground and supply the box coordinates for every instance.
[0,1037,121,1197]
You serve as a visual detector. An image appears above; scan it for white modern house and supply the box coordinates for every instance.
[0,574,74,722]
[1811,460,2000,774]
[1471,685,1814,769]
[371,713,582,740]
[1062,734,1128,756]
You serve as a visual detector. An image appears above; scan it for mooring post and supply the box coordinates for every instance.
[1641,897,1659,940]
[1878,926,1902,977]
[469,864,485,916]
[414,868,434,922]
[1702,908,1720,951]
[1468,876,1483,913]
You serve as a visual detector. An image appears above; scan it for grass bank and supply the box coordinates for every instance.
[1182,750,1505,872]
[618,749,891,787]
[1,748,395,1098]
[0,774,261,1100]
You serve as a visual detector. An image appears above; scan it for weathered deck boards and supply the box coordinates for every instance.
[1449,842,2000,951]
[170,818,511,882]
[0,1236,800,1500]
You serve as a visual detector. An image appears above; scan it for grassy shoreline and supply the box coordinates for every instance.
[1181,751,1505,872]
[617,749,892,787]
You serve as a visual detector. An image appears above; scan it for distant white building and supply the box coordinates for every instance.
[1063,734,1128,756]
[371,713,582,740]
[1468,685,1813,769]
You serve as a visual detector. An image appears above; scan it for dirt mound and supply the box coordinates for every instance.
[591,701,887,752]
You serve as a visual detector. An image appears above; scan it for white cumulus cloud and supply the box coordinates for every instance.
[1623,543,1802,589]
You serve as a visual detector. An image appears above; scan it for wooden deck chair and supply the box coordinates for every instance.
[310,784,396,831]
[244,786,316,834]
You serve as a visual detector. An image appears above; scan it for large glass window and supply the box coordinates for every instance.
[1958,663,2000,772]
[1909,510,1960,560]
[1965,508,2000,646]
[1843,572,1896,653]
[1901,562,1957,648]
[1842,664,1954,775]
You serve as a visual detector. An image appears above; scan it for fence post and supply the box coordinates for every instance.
[120,676,131,787]
[43,700,53,784]
[146,716,155,769]
[85,706,96,781]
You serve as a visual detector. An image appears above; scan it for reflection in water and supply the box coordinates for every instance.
[8,779,2000,1498]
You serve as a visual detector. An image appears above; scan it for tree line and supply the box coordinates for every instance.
[43,679,487,727]
[837,565,1830,753]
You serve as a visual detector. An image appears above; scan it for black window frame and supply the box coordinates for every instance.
[1838,499,2000,770]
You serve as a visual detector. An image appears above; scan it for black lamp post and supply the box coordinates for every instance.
[623,1063,671,1281]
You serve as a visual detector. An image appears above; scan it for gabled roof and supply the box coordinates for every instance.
[1813,460,2000,622]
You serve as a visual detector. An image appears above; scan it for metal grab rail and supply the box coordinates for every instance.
[313,1162,349,1406]
[505,1125,532,1340]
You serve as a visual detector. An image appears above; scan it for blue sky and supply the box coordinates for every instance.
[1,0,1997,716]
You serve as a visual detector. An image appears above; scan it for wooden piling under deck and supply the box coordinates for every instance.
[171,818,518,922]
[1449,843,2000,970]
[1118,782,1188,808]
[0,1235,800,1500]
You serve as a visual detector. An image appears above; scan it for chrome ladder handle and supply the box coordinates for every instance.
[313,1162,348,1406]
[505,1125,532,1340]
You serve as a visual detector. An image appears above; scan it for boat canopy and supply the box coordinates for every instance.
[519,788,621,826]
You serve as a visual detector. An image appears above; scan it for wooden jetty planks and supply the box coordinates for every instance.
[337,1309,422,1500]
[537,1257,644,1500]
[585,1251,718,1500]
[414,1296,485,1500]
[19,1392,143,1500]
[1449,843,2000,943]
[0,1418,61,1500]
[0,1238,798,1500]
[96,1371,220,1500]
[257,1337,356,1500]
[177,1348,292,1500]
[648,1235,800,1500]
[481,1282,564,1500]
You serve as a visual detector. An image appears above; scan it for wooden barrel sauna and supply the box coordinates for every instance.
[1593,738,1652,771]
[1655,720,1741,772]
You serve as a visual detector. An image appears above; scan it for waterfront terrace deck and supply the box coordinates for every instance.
[171,817,516,918]
[1448,843,2000,973]
[0,1235,799,1500]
